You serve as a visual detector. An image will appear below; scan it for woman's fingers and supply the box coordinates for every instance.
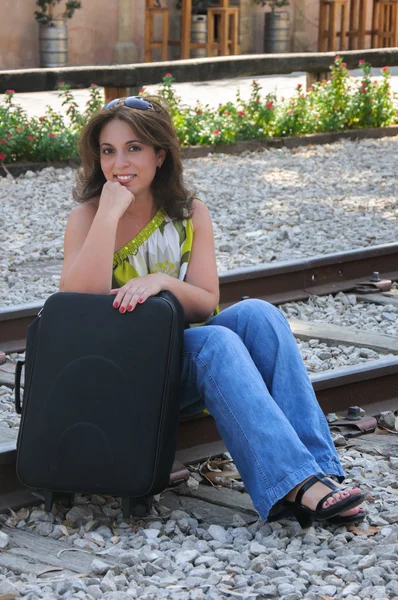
[113,286,147,312]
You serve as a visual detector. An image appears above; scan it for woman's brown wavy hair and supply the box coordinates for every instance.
[73,96,193,220]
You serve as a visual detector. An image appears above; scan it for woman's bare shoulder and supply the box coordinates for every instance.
[191,197,211,220]
[68,199,99,222]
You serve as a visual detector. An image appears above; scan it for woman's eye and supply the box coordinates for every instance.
[129,145,140,152]
[102,148,114,155]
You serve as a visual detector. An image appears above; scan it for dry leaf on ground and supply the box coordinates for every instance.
[347,525,380,536]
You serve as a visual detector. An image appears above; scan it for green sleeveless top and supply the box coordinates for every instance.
[113,208,193,286]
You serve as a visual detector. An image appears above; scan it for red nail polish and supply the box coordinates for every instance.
[113,302,119,309]
[138,298,143,303]
[120,307,126,313]
[128,305,133,311]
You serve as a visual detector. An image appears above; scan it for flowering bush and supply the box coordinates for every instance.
[153,57,398,144]
[0,58,397,164]
[0,83,103,164]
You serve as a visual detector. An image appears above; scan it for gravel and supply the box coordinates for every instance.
[1,135,398,307]
[0,447,398,600]
[2,135,398,599]
[280,290,398,337]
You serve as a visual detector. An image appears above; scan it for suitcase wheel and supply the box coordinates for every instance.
[122,496,153,518]
[43,491,75,513]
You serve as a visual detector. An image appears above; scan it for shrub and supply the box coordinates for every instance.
[0,58,397,164]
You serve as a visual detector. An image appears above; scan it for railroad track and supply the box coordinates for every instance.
[2,242,398,511]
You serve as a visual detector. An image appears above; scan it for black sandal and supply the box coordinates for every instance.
[326,510,366,525]
[282,472,364,529]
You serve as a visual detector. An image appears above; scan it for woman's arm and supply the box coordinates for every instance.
[60,182,134,294]
[111,199,220,323]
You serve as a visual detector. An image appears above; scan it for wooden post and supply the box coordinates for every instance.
[329,1,338,49]
[181,0,192,59]
[162,8,169,60]
[341,0,348,49]
[358,0,367,47]
[231,10,239,53]
[318,1,328,51]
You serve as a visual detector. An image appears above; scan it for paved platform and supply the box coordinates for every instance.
[2,66,398,119]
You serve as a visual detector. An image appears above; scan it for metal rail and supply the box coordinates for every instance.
[2,356,398,512]
[2,242,398,352]
[2,243,398,511]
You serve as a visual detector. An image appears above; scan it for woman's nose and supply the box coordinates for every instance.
[114,152,130,168]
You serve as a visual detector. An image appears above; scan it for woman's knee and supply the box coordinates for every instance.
[237,299,287,326]
[184,324,242,356]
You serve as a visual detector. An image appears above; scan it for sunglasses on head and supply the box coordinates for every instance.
[104,96,154,111]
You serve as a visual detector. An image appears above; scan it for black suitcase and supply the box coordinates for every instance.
[14,291,185,517]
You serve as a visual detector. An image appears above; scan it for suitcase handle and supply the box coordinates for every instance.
[15,360,25,415]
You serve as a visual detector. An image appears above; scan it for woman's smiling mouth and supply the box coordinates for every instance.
[115,174,137,183]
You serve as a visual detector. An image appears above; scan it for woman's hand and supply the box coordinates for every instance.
[98,181,134,222]
[110,274,165,313]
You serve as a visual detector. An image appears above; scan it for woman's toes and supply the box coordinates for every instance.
[338,504,365,518]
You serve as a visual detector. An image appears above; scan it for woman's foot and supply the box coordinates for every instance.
[285,476,362,512]
[282,472,364,528]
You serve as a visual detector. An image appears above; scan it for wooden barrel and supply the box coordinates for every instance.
[39,21,68,68]
[264,11,290,54]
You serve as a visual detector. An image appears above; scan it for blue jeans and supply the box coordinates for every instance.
[180,299,345,521]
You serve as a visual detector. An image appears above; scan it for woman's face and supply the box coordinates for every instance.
[99,118,164,200]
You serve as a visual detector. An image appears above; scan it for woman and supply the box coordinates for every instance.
[60,95,365,527]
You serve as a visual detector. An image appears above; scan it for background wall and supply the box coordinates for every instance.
[0,0,324,70]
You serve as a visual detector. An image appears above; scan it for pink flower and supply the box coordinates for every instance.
[213,129,220,135]
[27,136,35,141]
[382,66,389,72]
[90,83,98,87]
[238,110,245,116]
[341,62,347,68]
[6,134,11,139]
[165,72,172,77]
[297,83,302,90]
[17,126,23,132]
[0,153,6,161]
[288,109,294,115]
[0,139,6,144]
[359,59,365,65]
[5,89,15,94]
[49,133,57,137]
[266,101,273,110]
